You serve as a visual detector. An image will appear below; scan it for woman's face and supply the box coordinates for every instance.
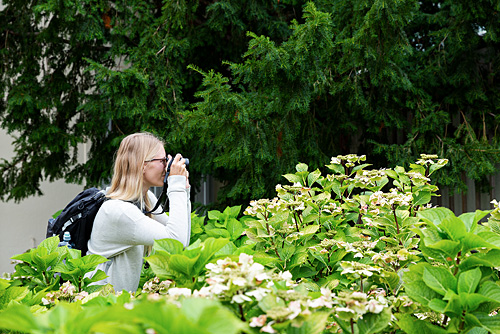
[143,146,167,189]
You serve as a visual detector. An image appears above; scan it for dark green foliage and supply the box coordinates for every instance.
[1,0,499,206]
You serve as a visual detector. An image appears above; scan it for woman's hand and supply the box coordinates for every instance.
[167,154,190,188]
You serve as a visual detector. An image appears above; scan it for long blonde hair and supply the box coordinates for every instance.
[106,132,164,212]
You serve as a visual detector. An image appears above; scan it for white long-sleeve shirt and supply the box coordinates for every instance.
[87,175,191,292]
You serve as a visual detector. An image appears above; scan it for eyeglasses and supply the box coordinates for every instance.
[145,157,167,167]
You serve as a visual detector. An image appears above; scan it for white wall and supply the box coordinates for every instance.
[0,129,85,275]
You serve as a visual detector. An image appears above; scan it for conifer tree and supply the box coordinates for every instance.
[1,0,499,206]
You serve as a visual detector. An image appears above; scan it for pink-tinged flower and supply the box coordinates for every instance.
[287,301,302,320]
[74,291,89,301]
[232,277,247,286]
[147,293,161,301]
[168,288,192,297]
[249,315,267,327]
[60,281,76,295]
[232,294,252,304]
[261,322,277,333]
[245,288,270,301]
[366,299,384,314]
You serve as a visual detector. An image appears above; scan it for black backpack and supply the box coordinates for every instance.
[46,187,106,255]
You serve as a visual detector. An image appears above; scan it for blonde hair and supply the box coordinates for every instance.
[107,132,164,212]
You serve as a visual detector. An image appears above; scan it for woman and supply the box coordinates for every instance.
[87,132,191,292]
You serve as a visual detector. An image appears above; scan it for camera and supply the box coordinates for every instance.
[167,157,189,169]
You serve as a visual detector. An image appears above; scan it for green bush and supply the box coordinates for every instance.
[1,154,500,333]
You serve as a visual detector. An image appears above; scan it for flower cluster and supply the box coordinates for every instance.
[244,198,287,216]
[249,288,337,333]
[340,261,383,279]
[371,248,419,269]
[353,169,387,188]
[142,276,173,295]
[335,290,388,321]
[369,189,413,208]
[330,154,367,167]
[415,154,448,167]
[42,281,89,305]
[198,253,295,304]
[404,171,431,186]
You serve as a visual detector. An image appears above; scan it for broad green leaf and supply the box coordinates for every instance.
[396,314,448,334]
[465,313,500,333]
[194,238,230,275]
[413,191,431,207]
[258,293,286,312]
[38,236,60,254]
[357,308,391,334]
[296,163,308,172]
[228,205,241,218]
[283,173,302,184]
[153,238,184,255]
[287,311,330,334]
[404,280,441,306]
[477,281,500,303]
[458,268,481,294]
[459,210,491,233]
[10,252,33,263]
[440,216,467,240]
[0,279,9,290]
[477,231,500,248]
[461,233,499,254]
[307,169,322,187]
[226,218,244,241]
[428,298,447,313]
[423,267,457,295]
[181,298,248,334]
[145,252,174,279]
[279,243,296,262]
[0,286,29,309]
[459,249,500,270]
[462,293,491,312]
[207,210,224,221]
[168,254,200,277]
[0,304,44,332]
[426,239,461,259]
[206,228,231,239]
[417,207,455,226]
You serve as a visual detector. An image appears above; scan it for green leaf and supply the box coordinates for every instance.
[357,308,391,334]
[422,267,457,295]
[283,173,302,184]
[465,313,500,333]
[194,238,230,275]
[440,216,467,240]
[296,163,308,172]
[459,210,491,233]
[181,298,249,334]
[153,238,185,255]
[307,169,322,187]
[396,314,448,334]
[226,218,244,241]
[413,191,431,207]
[0,304,44,332]
[208,210,224,221]
[458,268,481,294]
[417,207,455,226]
[287,311,330,334]
[0,286,29,309]
[404,280,441,306]
[477,281,500,303]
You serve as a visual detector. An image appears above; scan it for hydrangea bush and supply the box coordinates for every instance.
[1,154,500,333]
